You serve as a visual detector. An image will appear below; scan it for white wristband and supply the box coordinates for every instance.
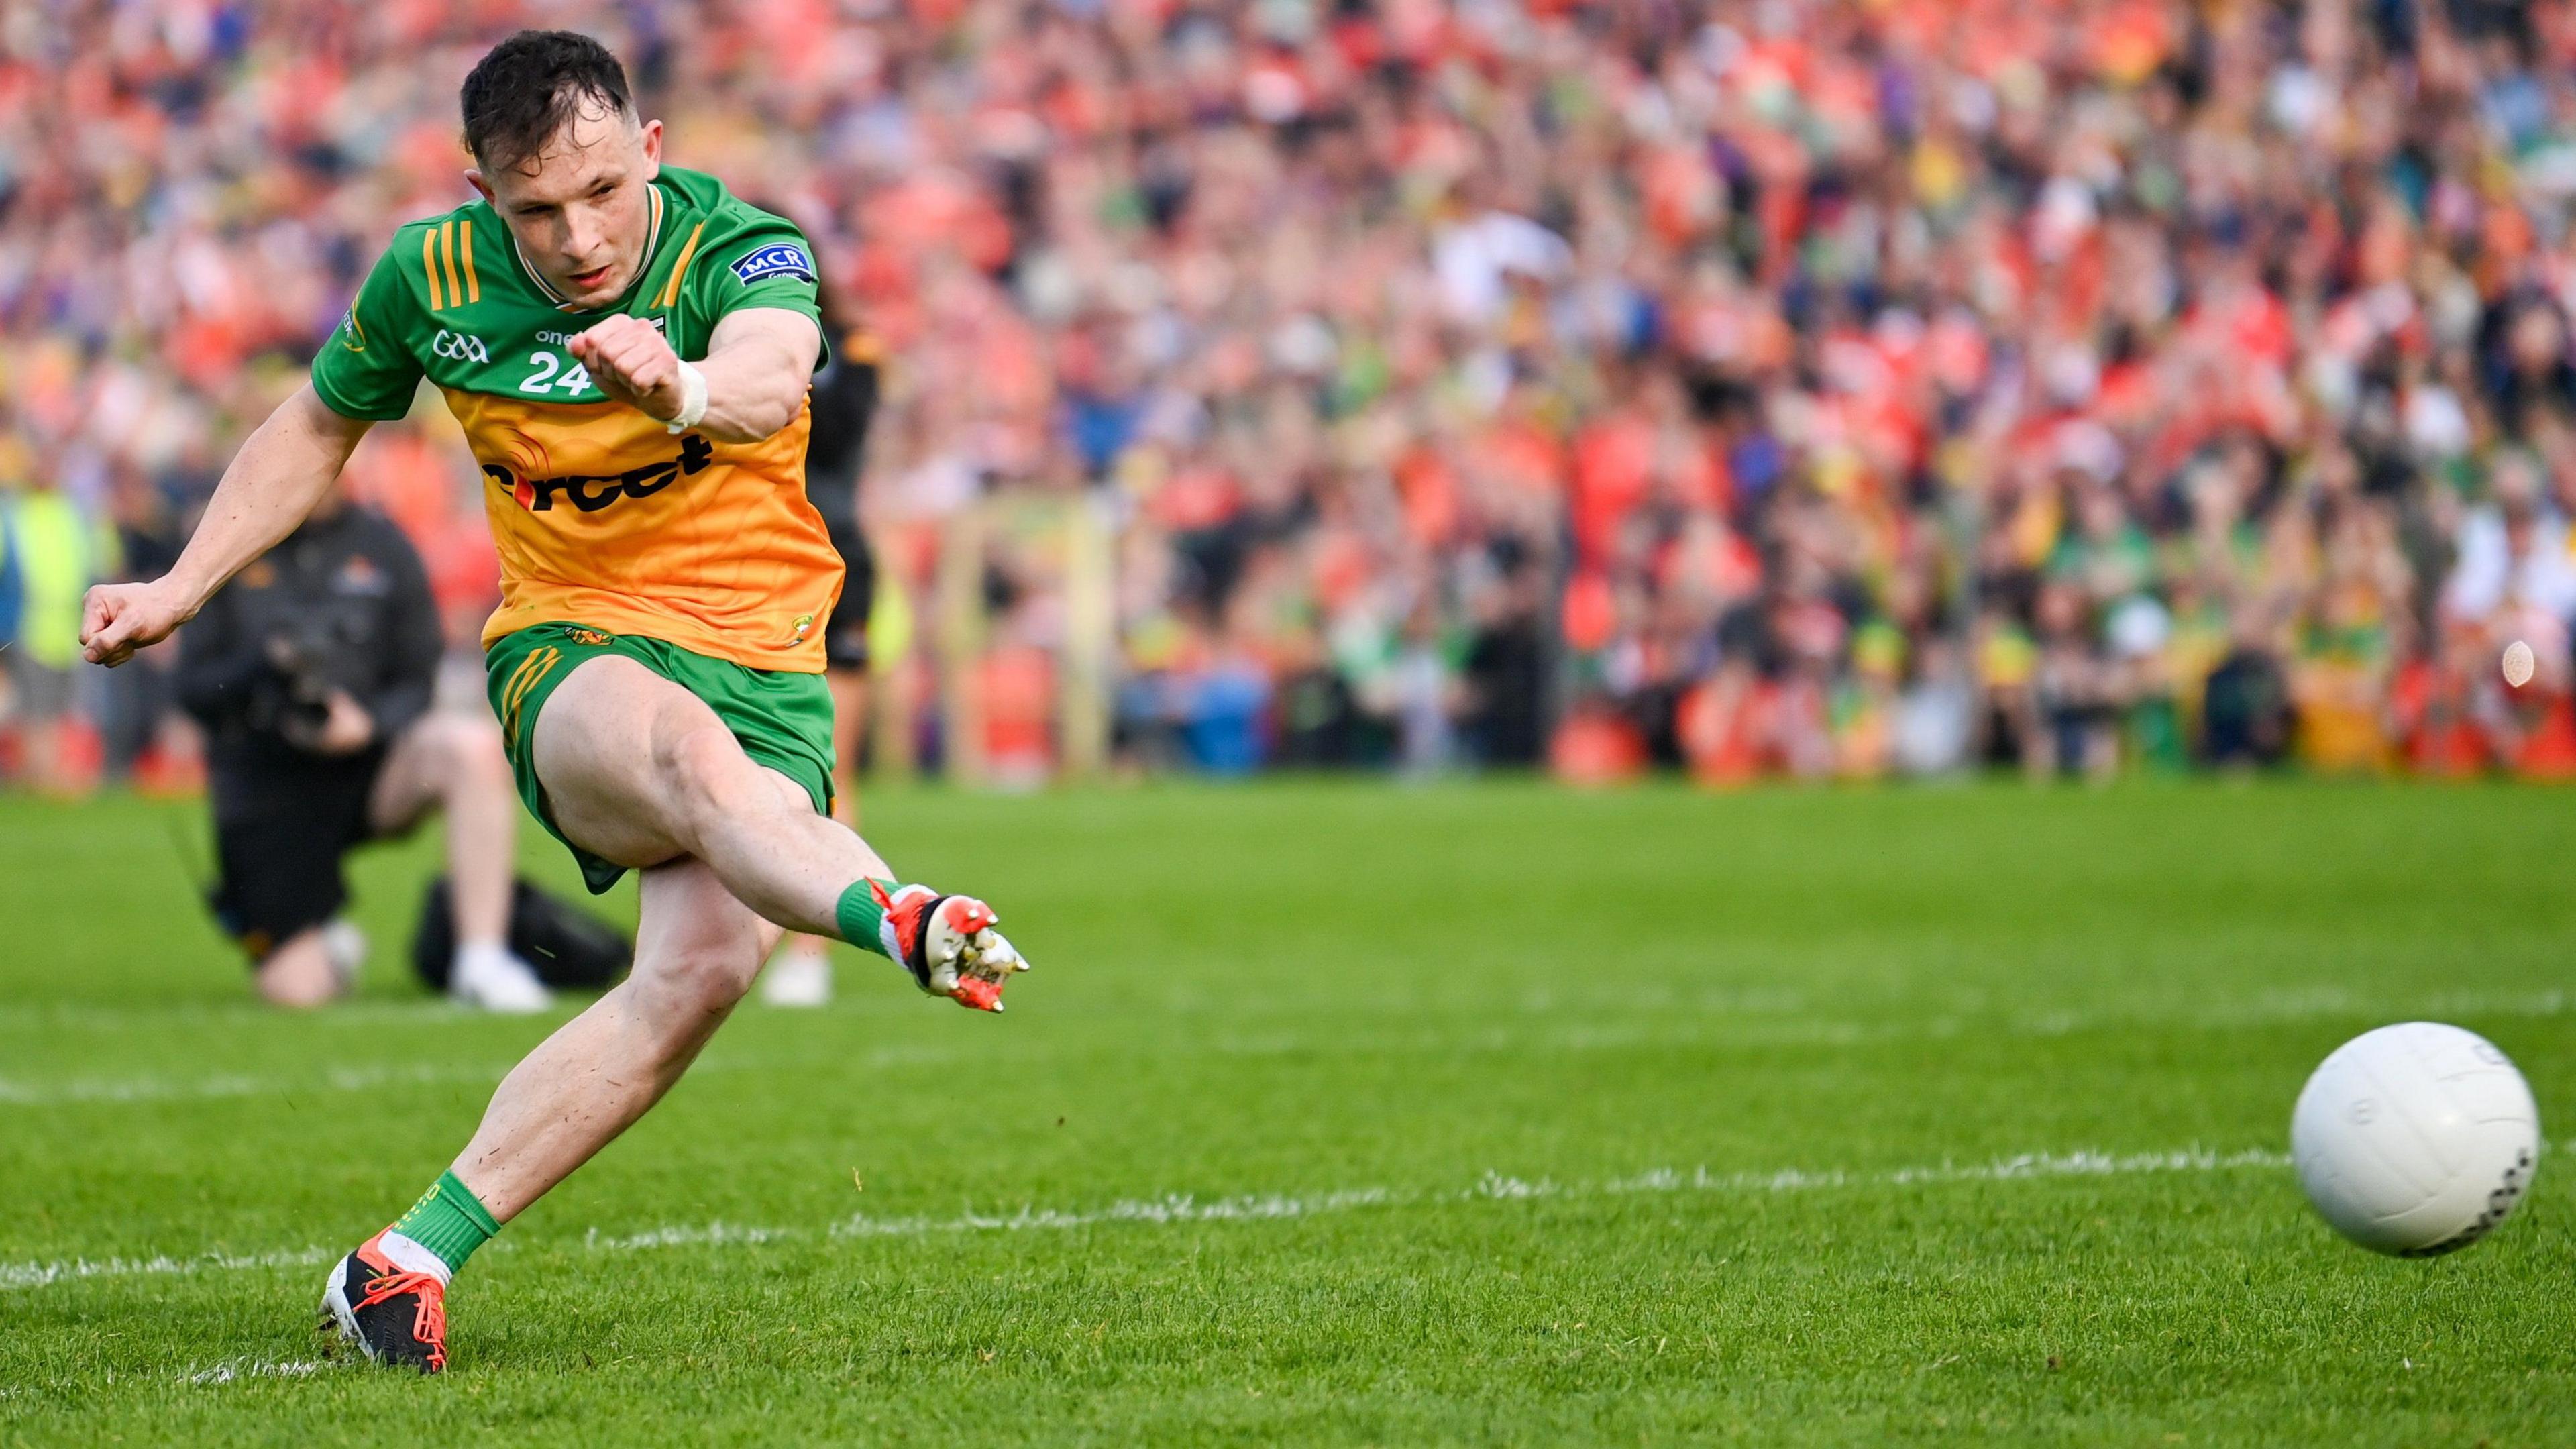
[664,360,709,433]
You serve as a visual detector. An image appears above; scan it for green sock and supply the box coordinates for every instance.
[835,879,902,959]
[389,1171,500,1276]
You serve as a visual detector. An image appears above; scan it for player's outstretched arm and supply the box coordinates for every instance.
[567,308,820,445]
[81,384,372,667]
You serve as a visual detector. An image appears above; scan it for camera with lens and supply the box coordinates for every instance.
[247,616,361,753]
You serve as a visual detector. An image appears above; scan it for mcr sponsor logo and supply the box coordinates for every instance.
[432,329,491,363]
[487,433,716,513]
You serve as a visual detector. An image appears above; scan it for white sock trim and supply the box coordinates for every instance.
[375,1230,452,1285]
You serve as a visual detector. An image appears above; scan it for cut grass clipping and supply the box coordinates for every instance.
[3,781,2571,1444]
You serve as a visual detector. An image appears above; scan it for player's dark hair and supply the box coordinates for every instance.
[460,30,634,174]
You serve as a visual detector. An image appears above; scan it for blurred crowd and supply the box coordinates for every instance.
[7,0,2576,790]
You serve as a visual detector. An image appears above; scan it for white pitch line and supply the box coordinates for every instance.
[582,1220,803,1251]
[823,1148,2295,1241]
[3,1144,2317,1295]
[182,1357,327,1385]
[0,1246,335,1292]
[833,1183,1410,1239]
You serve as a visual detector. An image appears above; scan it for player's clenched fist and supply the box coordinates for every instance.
[80,580,195,667]
[568,314,686,422]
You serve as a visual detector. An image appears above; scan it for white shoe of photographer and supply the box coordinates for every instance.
[321,918,369,994]
[450,942,553,1014]
[760,941,833,1008]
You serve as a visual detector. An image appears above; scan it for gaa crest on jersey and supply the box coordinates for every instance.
[731,243,816,285]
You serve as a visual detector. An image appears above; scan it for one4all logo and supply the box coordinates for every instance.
[489,433,715,513]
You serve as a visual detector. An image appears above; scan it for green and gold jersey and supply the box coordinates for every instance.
[312,165,842,672]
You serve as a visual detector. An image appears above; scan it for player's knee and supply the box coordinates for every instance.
[761,767,816,816]
[635,943,760,1032]
[652,725,766,826]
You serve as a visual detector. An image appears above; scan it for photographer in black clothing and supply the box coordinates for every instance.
[179,484,549,1010]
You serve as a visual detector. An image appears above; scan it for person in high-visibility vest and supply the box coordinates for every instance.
[5,474,118,792]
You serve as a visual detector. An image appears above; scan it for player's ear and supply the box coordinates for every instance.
[464,166,494,205]
[639,118,663,180]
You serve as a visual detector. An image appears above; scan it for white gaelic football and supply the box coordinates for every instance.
[2292,1023,2540,1256]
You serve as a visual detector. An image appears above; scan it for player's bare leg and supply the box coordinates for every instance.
[764,664,869,1006]
[321,661,1023,1372]
[322,857,773,1373]
[450,855,780,1217]
[534,656,896,928]
[368,713,549,1012]
[468,654,1023,1193]
[529,657,1020,998]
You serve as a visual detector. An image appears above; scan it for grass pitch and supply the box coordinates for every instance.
[1,779,2571,1444]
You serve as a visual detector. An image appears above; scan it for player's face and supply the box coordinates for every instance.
[470,105,664,311]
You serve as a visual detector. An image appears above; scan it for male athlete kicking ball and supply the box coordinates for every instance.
[78,31,1028,1374]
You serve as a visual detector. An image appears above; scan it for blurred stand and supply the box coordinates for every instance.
[7,4,2576,790]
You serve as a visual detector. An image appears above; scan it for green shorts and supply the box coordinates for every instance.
[485,621,837,894]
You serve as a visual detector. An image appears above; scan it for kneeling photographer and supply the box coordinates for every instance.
[178,484,566,1010]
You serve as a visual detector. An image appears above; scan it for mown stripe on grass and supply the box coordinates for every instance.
[4,983,2569,1042]
[0,1061,514,1106]
[6,983,2570,1108]
[0,1043,962,1108]
[1,1145,2304,1293]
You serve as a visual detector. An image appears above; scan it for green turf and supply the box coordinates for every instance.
[1,779,2571,1445]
